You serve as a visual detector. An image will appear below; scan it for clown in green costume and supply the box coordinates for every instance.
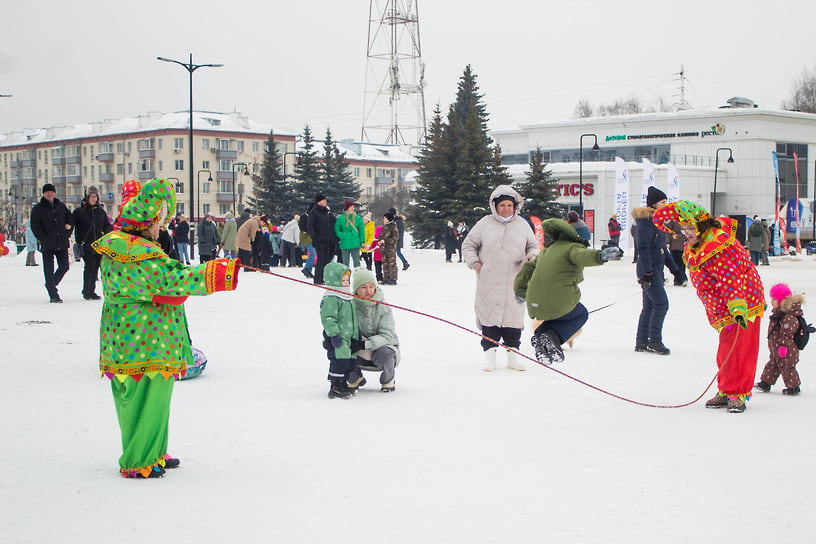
[93,179,240,478]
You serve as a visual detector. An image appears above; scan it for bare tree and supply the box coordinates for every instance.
[573,99,594,118]
[598,95,642,116]
[783,66,816,113]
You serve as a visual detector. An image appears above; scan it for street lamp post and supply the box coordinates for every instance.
[579,133,600,215]
[711,147,734,217]
[157,54,223,260]
[197,169,212,222]
[231,162,248,215]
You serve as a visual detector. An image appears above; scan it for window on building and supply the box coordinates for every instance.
[83,146,87,156]
[174,160,184,171]
[252,142,259,153]
[366,187,372,196]
[202,138,210,150]
[354,167,360,177]
[237,141,244,152]
[218,181,233,193]
[366,168,372,177]
[66,145,80,157]
[158,160,163,171]
[202,182,211,193]
[128,163,133,174]
[38,150,41,160]
[84,166,88,177]
[202,203,210,214]
[158,139,162,150]
[174,138,184,150]
[128,142,132,152]
[177,203,184,215]
[175,181,184,194]
[219,204,230,215]
[67,164,79,176]
[117,142,124,153]
[139,159,154,172]
[217,138,231,150]
[117,164,124,175]
[202,160,210,169]
[218,159,233,172]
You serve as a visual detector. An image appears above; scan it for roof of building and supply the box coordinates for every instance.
[305,138,418,165]
[0,110,298,148]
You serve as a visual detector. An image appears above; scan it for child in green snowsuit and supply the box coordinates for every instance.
[320,261,362,398]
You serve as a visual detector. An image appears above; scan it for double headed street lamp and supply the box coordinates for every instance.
[197,169,213,222]
[711,147,734,217]
[232,162,248,214]
[579,133,600,215]
[157,54,223,259]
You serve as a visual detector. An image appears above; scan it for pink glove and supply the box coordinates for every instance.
[778,345,788,358]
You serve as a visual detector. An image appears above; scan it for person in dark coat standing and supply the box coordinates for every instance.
[389,207,410,271]
[632,186,672,355]
[173,214,191,264]
[30,183,74,302]
[307,194,334,285]
[72,185,112,299]
[197,213,220,263]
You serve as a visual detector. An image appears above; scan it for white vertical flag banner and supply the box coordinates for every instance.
[666,163,679,203]
[615,157,631,254]
[640,158,655,207]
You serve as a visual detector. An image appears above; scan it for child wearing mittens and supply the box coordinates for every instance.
[755,284,804,395]
[320,261,362,399]
[93,179,240,478]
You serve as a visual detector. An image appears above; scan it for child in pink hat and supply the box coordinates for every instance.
[755,283,804,395]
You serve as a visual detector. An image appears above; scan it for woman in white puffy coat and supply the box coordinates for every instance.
[462,185,539,371]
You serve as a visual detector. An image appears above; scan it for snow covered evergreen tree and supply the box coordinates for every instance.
[407,66,503,246]
[515,146,564,219]
[247,130,285,218]
[288,125,323,217]
[322,128,361,209]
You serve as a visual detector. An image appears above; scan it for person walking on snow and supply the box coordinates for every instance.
[755,284,804,396]
[653,200,764,413]
[462,185,539,371]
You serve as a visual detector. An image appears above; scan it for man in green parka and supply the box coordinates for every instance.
[514,218,620,364]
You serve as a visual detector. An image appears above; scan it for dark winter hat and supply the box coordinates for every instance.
[567,210,580,222]
[344,199,354,211]
[388,207,397,215]
[646,186,668,208]
[384,211,395,222]
[42,183,56,194]
[315,193,326,204]
[86,185,99,196]
[492,194,516,208]
[260,214,269,224]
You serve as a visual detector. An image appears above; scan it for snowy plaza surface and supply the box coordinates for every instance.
[1,243,814,543]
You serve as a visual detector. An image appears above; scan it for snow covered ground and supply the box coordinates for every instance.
[1,243,814,543]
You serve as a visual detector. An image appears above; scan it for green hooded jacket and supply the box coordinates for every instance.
[319,261,359,359]
[334,210,366,250]
[514,218,604,321]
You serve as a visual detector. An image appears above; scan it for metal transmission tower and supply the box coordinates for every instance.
[361,0,427,147]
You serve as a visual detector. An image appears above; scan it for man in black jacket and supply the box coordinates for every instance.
[307,193,333,285]
[72,186,112,300]
[30,183,74,302]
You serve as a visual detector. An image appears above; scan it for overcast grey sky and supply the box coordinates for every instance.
[2,0,814,141]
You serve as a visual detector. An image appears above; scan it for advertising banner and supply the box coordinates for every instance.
[615,157,630,254]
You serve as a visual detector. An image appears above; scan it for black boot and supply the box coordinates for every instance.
[646,342,671,355]
[328,379,354,399]
[782,386,801,396]
[754,381,771,393]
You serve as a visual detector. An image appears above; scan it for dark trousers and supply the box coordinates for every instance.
[480,326,522,351]
[324,333,354,380]
[670,249,687,284]
[237,249,252,268]
[314,242,333,284]
[283,241,298,267]
[374,260,383,282]
[396,247,408,267]
[534,303,589,345]
[42,249,70,299]
[361,251,373,270]
[636,271,669,345]
[81,243,102,297]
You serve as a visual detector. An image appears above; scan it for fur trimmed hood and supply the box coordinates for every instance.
[779,293,805,314]
[631,207,656,220]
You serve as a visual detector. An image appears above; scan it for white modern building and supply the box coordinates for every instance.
[493,98,816,244]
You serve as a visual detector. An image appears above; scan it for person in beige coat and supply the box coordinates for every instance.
[462,185,539,371]
[236,215,262,267]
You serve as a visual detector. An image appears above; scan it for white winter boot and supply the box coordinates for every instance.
[506,349,526,371]
[483,347,497,372]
